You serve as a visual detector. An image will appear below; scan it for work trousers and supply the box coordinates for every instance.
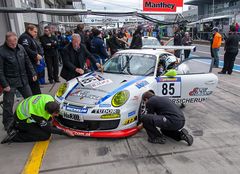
[12,115,51,142]
[141,114,185,141]
[45,55,59,81]
[2,85,32,130]
[222,51,238,74]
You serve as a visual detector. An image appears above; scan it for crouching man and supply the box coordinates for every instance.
[141,91,193,145]
[1,94,74,144]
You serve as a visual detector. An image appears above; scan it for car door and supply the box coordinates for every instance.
[155,57,218,104]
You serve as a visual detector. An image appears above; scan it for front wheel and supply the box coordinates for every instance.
[137,99,147,125]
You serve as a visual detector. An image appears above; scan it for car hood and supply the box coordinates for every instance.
[66,72,145,106]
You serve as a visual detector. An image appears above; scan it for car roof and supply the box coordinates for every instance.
[117,49,170,56]
[142,36,157,40]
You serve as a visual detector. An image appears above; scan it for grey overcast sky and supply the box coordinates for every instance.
[82,0,190,11]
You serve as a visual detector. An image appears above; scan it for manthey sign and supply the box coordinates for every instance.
[142,0,183,13]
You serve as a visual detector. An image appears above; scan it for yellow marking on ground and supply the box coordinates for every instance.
[21,138,51,174]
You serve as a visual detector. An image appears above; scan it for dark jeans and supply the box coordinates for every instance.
[12,116,50,142]
[184,50,191,59]
[141,114,185,141]
[222,51,238,74]
[45,55,59,81]
[174,50,181,58]
[28,77,41,95]
[2,85,32,129]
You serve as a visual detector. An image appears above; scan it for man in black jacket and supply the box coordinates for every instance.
[40,26,59,83]
[130,25,143,49]
[18,24,42,95]
[91,29,109,68]
[0,32,37,131]
[61,34,102,81]
[173,25,182,58]
[141,91,193,146]
[218,27,239,75]
[107,30,121,56]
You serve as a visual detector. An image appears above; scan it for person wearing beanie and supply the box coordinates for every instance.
[218,26,239,75]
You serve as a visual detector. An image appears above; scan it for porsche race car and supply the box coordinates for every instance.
[54,49,218,138]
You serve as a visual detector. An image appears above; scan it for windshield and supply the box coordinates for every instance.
[104,53,157,76]
[142,38,160,46]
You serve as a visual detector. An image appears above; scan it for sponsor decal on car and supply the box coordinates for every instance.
[157,77,181,97]
[80,76,99,86]
[123,116,137,125]
[132,96,139,101]
[100,113,120,119]
[70,91,101,100]
[65,105,88,113]
[135,80,149,89]
[73,131,91,136]
[156,77,181,83]
[62,112,84,122]
[99,104,112,107]
[171,97,207,104]
[91,79,113,88]
[128,111,136,117]
[189,88,213,96]
[92,109,120,114]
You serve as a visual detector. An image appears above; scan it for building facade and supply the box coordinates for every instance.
[185,0,240,19]
[0,0,85,44]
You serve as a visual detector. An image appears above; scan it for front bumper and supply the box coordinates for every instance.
[53,119,143,138]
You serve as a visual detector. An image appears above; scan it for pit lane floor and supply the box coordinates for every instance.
[1,68,240,174]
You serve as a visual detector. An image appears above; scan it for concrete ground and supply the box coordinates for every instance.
[0,68,240,174]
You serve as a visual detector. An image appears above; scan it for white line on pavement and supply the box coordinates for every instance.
[195,50,240,60]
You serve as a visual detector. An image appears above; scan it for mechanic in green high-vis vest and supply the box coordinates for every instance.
[1,94,74,144]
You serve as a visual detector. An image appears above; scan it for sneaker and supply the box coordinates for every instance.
[49,80,54,84]
[1,129,18,144]
[148,137,166,144]
[180,128,193,146]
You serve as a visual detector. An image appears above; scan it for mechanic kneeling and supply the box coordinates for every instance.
[1,94,74,144]
[141,91,193,145]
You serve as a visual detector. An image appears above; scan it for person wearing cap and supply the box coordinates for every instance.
[140,91,193,145]
[1,94,74,144]
[211,27,222,68]
[218,26,239,75]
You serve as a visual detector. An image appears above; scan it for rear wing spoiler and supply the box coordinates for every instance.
[142,45,196,51]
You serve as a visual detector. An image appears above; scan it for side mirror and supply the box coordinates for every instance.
[163,69,177,77]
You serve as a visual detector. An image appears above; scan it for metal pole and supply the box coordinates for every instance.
[212,0,214,17]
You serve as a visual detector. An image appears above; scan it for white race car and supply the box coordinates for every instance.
[54,49,218,138]
[141,36,161,49]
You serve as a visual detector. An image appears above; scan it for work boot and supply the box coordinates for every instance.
[148,136,166,144]
[180,128,193,146]
[1,129,18,144]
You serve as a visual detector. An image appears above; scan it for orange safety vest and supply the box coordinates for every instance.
[212,32,222,49]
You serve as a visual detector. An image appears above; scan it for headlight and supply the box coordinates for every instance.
[111,90,130,107]
[56,83,68,97]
